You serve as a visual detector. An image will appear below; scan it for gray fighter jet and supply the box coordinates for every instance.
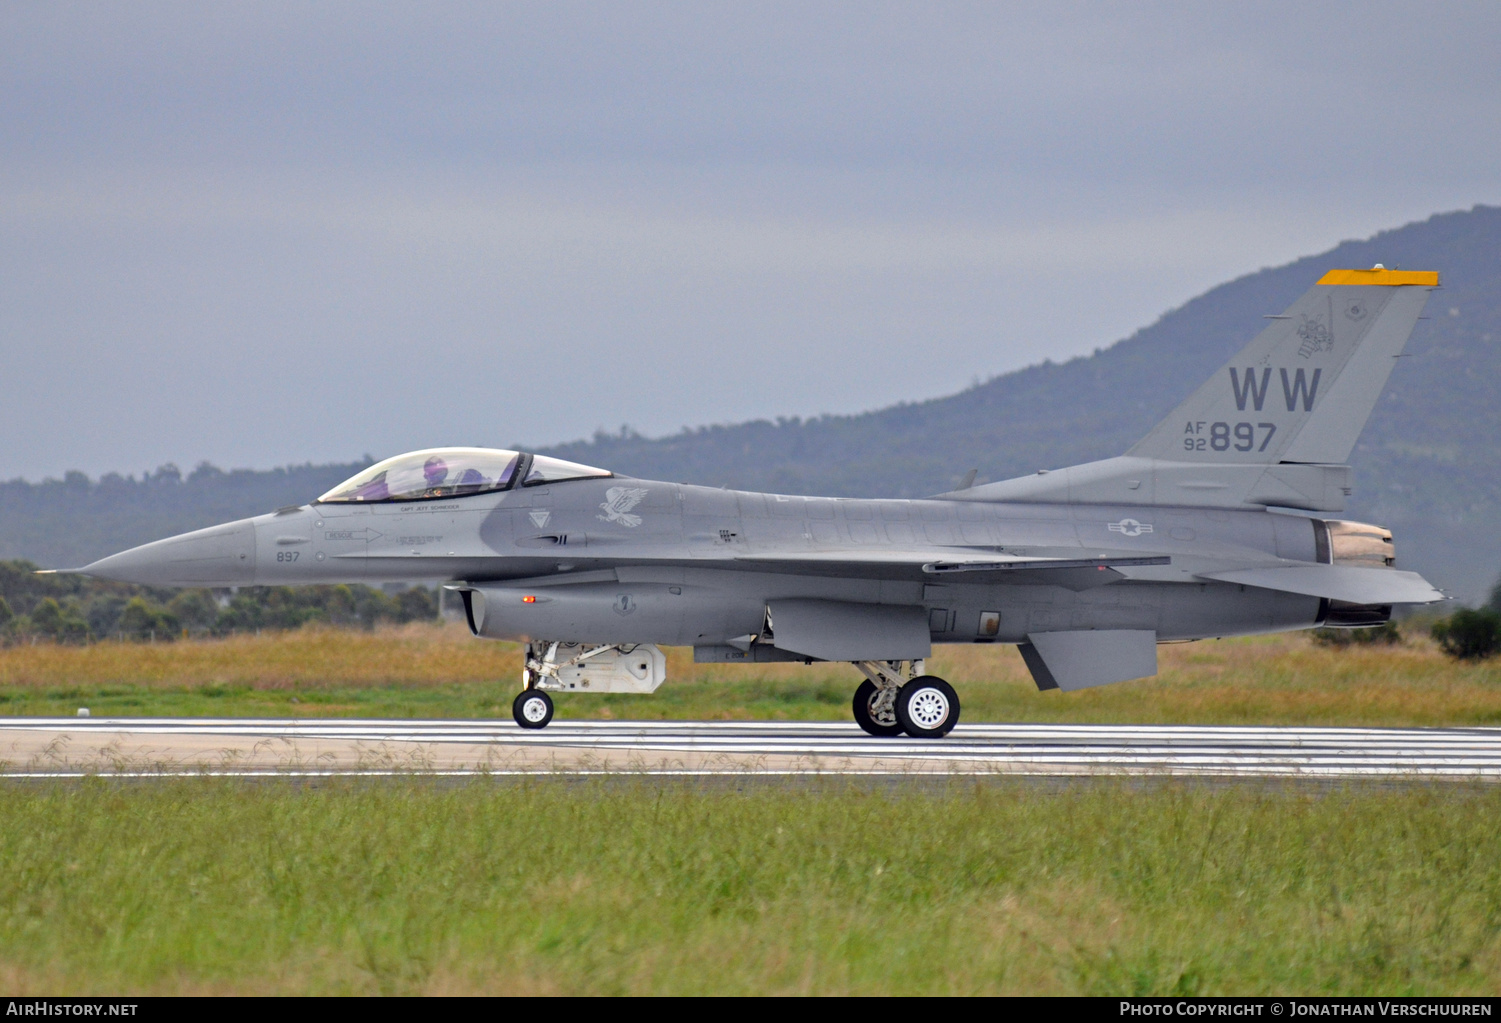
[72,267,1445,735]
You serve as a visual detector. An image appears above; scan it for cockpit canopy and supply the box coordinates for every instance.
[316,447,611,504]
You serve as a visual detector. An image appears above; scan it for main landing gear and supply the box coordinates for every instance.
[852,661,960,738]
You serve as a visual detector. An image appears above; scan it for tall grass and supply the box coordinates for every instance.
[0,622,508,689]
[2,625,1500,725]
[2,779,1499,994]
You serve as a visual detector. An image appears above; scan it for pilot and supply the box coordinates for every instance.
[422,456,451,497]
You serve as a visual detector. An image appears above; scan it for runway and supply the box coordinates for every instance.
[5,717,1501,779]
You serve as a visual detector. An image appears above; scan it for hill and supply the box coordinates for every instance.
[3,205,1498,600]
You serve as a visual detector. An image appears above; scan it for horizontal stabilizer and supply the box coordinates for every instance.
[1199,565,1442,604]
[768,599,930,662]
[1019,630,1158,692]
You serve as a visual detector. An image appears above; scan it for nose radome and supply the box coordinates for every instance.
[80,518,258,587]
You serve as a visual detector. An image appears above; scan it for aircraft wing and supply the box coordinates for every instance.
[732,549,1169,588]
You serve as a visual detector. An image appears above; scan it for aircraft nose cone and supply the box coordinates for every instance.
[80,519,258,586]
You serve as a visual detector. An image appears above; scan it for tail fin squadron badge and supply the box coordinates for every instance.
[598,486,649,527]
[1296,315,1334,359]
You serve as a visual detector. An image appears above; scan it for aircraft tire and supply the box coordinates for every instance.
[513,689,554,729]
[895,676,959,738]
[852,680,904,737]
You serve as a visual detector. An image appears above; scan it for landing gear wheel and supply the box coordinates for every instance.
[512,689,554,729]
[895,676,959,738]
[852,680,904,737]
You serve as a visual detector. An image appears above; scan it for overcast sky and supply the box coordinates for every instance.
[3,2,1499,481]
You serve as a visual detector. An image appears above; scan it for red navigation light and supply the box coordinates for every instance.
[522,595,537,603]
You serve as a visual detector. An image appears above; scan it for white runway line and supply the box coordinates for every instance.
[5,718,1501,778]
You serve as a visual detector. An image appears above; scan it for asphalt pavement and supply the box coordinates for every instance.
[5,717,1501,779]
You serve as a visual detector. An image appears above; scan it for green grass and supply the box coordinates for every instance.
[3,778,1501,994]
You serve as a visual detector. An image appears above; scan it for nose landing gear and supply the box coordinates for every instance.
[512,689,554,729]
[851,661,960,738]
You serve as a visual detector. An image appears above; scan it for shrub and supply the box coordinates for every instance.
[117,596,180,641]
[0,560,443,639]
[1431,608,1501,661]
[86,594,130,637]
[396,586,438,623]
[1310,622,1401,647]
[28,597,89,644]
[166,589,220,631]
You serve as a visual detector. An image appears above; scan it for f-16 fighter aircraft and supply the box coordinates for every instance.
[71,266,1445,735]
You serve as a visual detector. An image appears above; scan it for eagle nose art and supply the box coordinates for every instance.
[79,518,257,587]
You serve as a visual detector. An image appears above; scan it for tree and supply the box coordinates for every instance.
[1432,608,1501,661]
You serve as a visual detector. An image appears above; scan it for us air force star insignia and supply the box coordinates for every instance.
[528,510,551,528]
[598,486,649,527]
[1108,518,1153,537]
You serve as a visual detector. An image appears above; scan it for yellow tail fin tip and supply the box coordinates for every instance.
[1317,268,1439,286]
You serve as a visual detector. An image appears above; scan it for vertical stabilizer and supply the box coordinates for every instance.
[954,267,1439,510]
[1126,268,1436,465]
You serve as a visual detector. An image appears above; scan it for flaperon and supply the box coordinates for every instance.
[63,266,1445,736]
